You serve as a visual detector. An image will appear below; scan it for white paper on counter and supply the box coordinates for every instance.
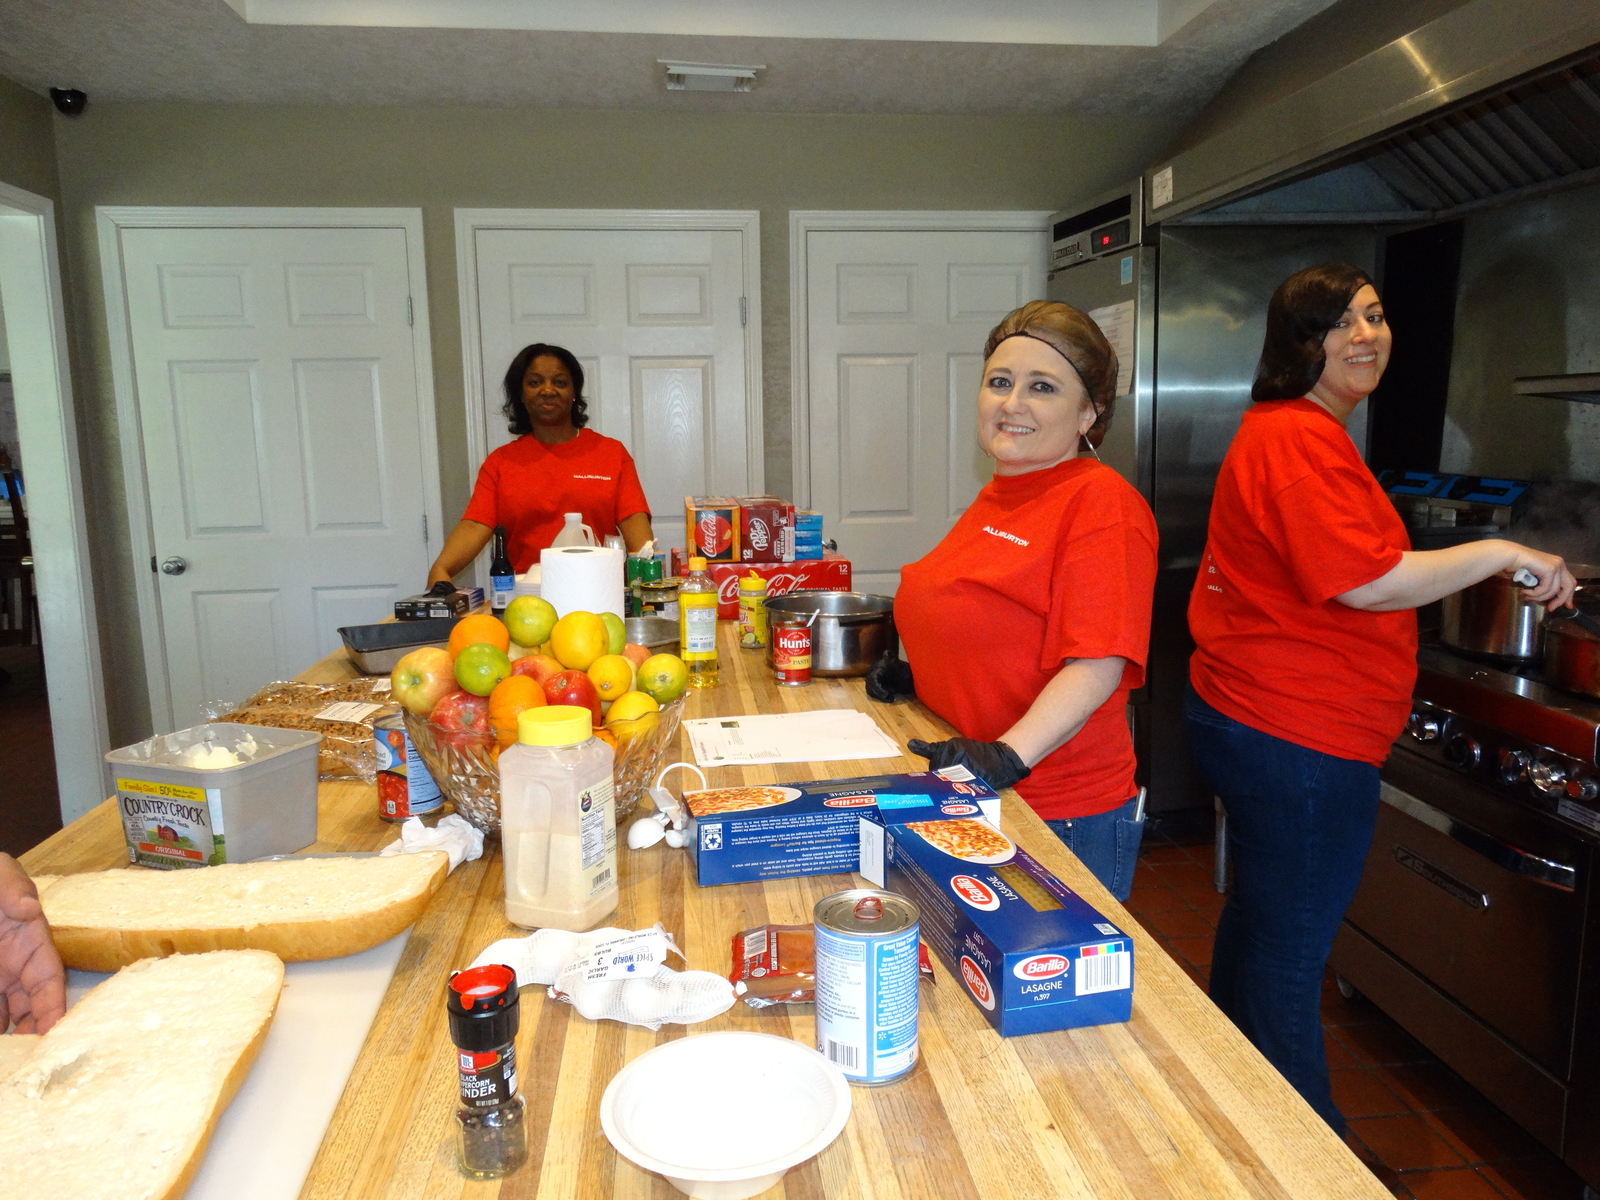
[65,929,412,1200]
[684,708,901,766]
[1087,298,1135,398]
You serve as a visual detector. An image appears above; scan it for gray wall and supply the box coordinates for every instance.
[1441,183,1600,483]
[44,101,1174,744]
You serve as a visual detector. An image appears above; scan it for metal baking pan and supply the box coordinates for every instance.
[338,618,460,674]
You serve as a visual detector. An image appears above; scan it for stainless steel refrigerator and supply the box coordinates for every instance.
[1048,181,1379,811]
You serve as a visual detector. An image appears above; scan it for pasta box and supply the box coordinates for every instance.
[685,769,1001,886]
[859,818,1134,1036]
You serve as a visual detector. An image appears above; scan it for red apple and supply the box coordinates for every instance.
[391,647,456,716]
[430,689,490,735]
[510,653,565,689]
[544,670,602,726]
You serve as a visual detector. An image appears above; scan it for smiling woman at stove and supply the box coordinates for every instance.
[1183,263,1577,1134]
[427,343,653,584]
[868,301,1158,901]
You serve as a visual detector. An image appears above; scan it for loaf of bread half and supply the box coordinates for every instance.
[36,851,449,971]
[0,1033,39,1081]
[0,950,283,1200]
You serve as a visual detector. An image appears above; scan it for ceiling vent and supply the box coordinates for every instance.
[658,61,765,92]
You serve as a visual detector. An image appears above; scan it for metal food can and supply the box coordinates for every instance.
[772,620,812,686]
[375,714,443,821]
[813,889,920,1086]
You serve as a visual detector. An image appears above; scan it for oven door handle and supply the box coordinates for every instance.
[1380,784,1578,892]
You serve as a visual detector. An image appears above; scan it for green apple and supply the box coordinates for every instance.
[600,611,626,656]
[504,595,558,649]
[454,642,513,697]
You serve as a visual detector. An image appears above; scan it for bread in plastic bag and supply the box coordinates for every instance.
[206,677,397,783]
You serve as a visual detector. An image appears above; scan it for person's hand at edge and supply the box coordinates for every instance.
[906,737,1031,792]
[0,852,66,1034]
[865,654,915,703]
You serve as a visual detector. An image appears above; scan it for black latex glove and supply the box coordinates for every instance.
[906,737,1032,792]
[864,654,915,703]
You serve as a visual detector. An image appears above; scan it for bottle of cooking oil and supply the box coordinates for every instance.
[679,556,719,688]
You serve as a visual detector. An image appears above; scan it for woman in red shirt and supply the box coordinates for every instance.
[1186,263,1575,1133]
[872,302,1158,901]
[428,343,653,582]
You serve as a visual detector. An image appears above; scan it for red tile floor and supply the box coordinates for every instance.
[1131,814,1593,1200]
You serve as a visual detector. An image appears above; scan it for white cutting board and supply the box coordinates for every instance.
[66,929,411,1200]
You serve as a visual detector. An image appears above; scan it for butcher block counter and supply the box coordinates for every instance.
[21,623,1385,1200]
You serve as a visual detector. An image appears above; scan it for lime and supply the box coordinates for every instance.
[504,595,558,649]
[636,653,688,704]
[600,611,626,656]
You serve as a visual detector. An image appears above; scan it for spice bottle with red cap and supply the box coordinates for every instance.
[448,963,528,1179]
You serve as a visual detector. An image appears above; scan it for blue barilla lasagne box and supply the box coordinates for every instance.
[859,817,1134,1035]
[684,769,1001,887]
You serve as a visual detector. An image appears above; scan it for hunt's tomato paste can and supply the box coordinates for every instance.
[771,620,812,686]
[813,889,921,1086]
[375,714,443,821]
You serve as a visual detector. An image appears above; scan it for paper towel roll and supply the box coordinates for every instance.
[540,546,625,619]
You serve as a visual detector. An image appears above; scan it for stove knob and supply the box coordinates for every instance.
[1444,734,1481,769]
[1499,749,1531,785]
[1566,777,1600,802]
[1529,760,1569,797]
[1407,712,1442,743]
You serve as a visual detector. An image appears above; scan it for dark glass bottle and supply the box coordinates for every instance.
[489,525,514,612]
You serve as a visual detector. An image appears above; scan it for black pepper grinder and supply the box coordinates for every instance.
[447,964,528,1179]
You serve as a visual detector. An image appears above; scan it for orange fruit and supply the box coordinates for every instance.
[549,610,609,671]
[587,654,636,702]
[488,674,545,745]
[592,727,618,752]
[449,612,510,657]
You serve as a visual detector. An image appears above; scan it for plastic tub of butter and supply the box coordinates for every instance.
[104,722,322,868]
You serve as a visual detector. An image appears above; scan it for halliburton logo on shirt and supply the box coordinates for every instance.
[571,474,612,480]
[982,526,1029,547]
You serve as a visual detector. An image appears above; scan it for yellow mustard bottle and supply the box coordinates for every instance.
[679,556,720,688]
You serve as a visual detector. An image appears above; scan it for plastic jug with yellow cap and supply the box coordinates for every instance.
[498,705,618,931]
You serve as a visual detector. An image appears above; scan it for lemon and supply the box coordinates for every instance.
[636,653,688,704]
[606,690,660,724]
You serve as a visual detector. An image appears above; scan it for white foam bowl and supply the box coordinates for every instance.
[600,1031,852,1199]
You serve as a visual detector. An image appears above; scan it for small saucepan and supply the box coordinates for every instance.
[1540,572,1600,699]
[763,592,896,676]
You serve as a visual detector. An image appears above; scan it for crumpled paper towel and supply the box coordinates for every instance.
[379,814,484,872]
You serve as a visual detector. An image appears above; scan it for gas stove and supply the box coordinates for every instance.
[1403,643,1600,844]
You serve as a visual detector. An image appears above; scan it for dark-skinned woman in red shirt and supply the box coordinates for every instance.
[1185,263,1576,1133]
[869,301,1158,901]
[428,343,653,583]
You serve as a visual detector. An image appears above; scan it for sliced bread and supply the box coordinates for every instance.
[0,949,283,1200]
[37,851,449,971]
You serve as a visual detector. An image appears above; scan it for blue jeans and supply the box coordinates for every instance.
[1044,792,1145,902]
[1183,685,1380,1134]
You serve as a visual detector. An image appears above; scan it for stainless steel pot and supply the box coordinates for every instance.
[762,592,896,677]
[1440,573,1545,659]
[1444,562,1600,664]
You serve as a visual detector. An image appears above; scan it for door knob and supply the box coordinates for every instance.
[161,557,188,576]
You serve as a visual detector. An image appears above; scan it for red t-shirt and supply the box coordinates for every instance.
[461,430,651,572]
[1188,399,1416,765]
[897,458,1157,820]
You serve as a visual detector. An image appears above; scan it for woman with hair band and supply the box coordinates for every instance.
[1184,263,1575,1132]
[869,301,1158,901]
[428,343,653,583]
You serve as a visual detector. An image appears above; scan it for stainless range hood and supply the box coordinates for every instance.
[1146,0,1600,224]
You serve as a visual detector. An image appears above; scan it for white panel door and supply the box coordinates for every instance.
[120,227,431,724]
[472,228,751,551]
[806,230,1047,594]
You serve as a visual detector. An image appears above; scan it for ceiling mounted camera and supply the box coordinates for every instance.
[49,88,87,116]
